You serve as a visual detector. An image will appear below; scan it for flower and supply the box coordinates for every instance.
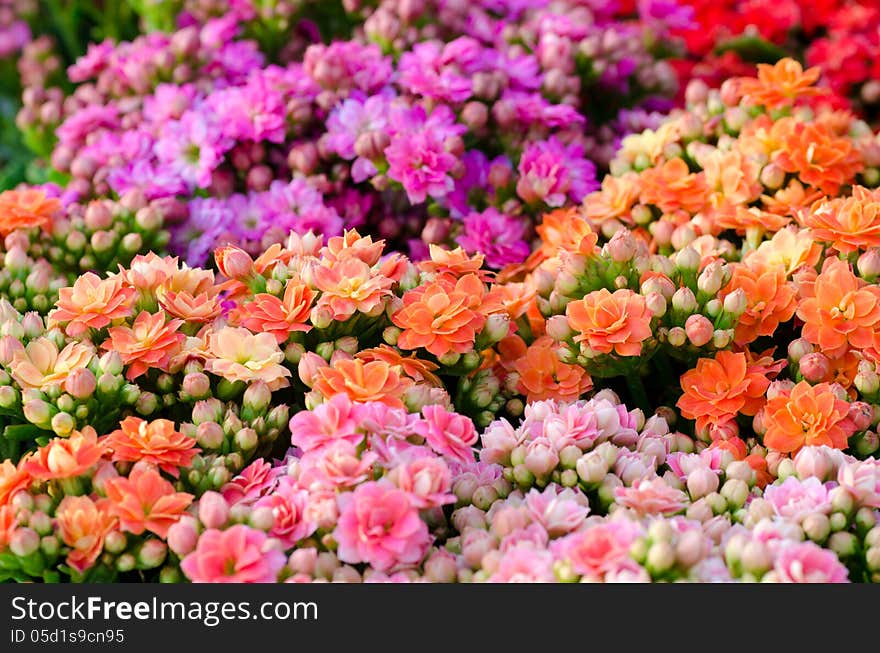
[299,441,377,491]
[524,487,590,537]
[311,358,412,409]
[0,460,29,507]
[516,137,598,207]
[48,273,136,337]
[551,520,642,580]
[797,258,880,359]
[488,547,556,582]
[289,393,363,453]
[313,258,393,321]
[20,428,105,481]
[566,288,653,357]
[55,495,117,573]
[254,478,316,547]
[721,260,797,346]
[762,382,852,454]
[772,541,849,583]
[614,477,689,516]
[221,459,279,506]
[393,273,488,358]
[803,187,880,254]
[334,482,431,572]
[500,335,593,403]
[583,173,641,225]
[837,460,880,508]
[735,59,824,110]
[0,188,60,235]
[205,326,291,391]
[763,476,832,522]
[106,312,185,381]
[391,455,455,509]
[638,158,708,214]
[234,281,314,343]
[416,405,478,464]
[457,208,530,270]
[677,351,771,433]
[104,417,199,477]
[180,525,287,583]
[773,117,863,196]
[9,338,93,392]
[104,465,193,538]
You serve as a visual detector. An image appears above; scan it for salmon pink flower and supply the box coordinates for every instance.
[566,288,653,357]
[9,338,93,392]
[614,477,688,516]
[20,427,105,481]
[313,258,393,321]
[803,187,880,254]
[678,351,771,433]
[181,525,286,583]
[55,495,117,573]
[221,459,280,506]
[205,326,291,391]
[721,260,797,346]
[638,158,709,214]
[298,441,377,491]
[157,289,223,324]
[0,460,29,507]
[234,281,314,343]
[104,417,199,477]
[0,188,60,235]
[104,464,193,538]
[762,381,852,454]
[772,541,849,583]
[417,245,491,281]
[311,358,412,408]
[583,173,640,225]
[49,273,136,337]
[335,481,431,572]
[773,117,863,196]
[254,477,316,547]
[416,405,478,463]
[0,505,17,548]
[763,476,832,522]
[500,335,593,403]
[106,312,185,380]
[289,393,362,453]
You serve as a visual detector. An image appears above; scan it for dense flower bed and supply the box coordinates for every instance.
[2,3,880,583]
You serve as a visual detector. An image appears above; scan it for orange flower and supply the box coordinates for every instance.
[356,345,442,386]
[158,289,223,324]
[583,173,640,225]
[311,358,413,408]
[735,58,824,110]
[313,257,393,321]
[234,280,315,343]
[762,381,851,453]
[105,311,185,381]
[417,245,492,281]
[104,465,193,538]
[20,427,105,481]
[0,460,30,507]
[773,117,863,195]
[638,158,709,215]
[797,258,880,358]
[9,338,93,392]
[761,179,826,217]
[393,273,488,358]
[48,273,136,337]
[677,351,771,432]
[322,229,384,266]
[205,326,291,391]
[747,226,823,276]
[721,260,797,346]
[484,279,537,322]
[700,148,762,208]
[104,417,199,477]
[712,205,791,237]
[55,495,117,573]
[0,188,60,236]
[801,187,880,254]
[565,288,653,357]
[0,505,17,548]
[535,207,600,258]
[501,335,593,403]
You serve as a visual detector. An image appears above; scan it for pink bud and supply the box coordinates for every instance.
[424,548,458,583]
[461,528,497,569]
[524,437,559,477]
[604,229,638,262]
[167,517,200,556]
[685,314,714,347]
[793,447,832,482]
[65,367,96,399]
[288,548,318,575]
[799,352,831,383]
[847,401,873,432]
[298,352,328,387]
[198,491,230,529]
[0,336,24,366]
[214,246,255,281]
[687,467,720,499]
[9,527,40,557]
[787,337,814,363]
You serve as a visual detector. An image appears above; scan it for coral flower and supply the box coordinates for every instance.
[313,258,393,321]
[104,465,193,538]
[802,187,880,254]
[322,229,384,266]
[205,326,291,391]
[614,477,689,516]
[20,427,105,480]
[48,273,136,337]
[311,358,412,408]
[9,338,93,392]
[535,207,600,258]
[773,117,863,196]
[565,288,653,357]
[0,188,60,235]
[181,524,286,583]
[0,460,29,507]
[416,245,492,281]
[500,335,593,403]
[583,173,641,225]
[106,312,185,380]
[762,381,852,454]
[393,273,488,358]
[157,289,223,324]
[638,158,709,214]
[356,345,442,386]
[735,59,824,110]
[122,253,183,295]
[677,351,771,432]
[721,260,797,346]
[797,258,880,358]
[700,148,762,208]
[104,417,199,477]
[234,281,314,343]
[0,505,17,548]
[55,495,117,573]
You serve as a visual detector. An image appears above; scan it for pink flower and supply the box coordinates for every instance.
[254,478,316,548]
[298,441,377,491]
[837,459,880,508]
[180,525,285,583]
[416,405,478,464]
[772,541,849,583]
[763,476,832,522]
[488,547,556,582]
[524,486,590,537]
[500,523,550,553]
[479,418,522,465]
[551,519,643,580]
[220,459,280,506]
[289,393,363,453]
[456,208,530,269]
[391,455,456,509]
[516,136,598,207]
[614,477,689,516]
[335,482,431,572]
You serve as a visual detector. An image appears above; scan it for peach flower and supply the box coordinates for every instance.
[700,148,762,208]
[417,245,492,281]
[565,288,653,357]
[104,464,193,538]
[0,505,17,548]
[158,289,223,324]
[104,417,199,477]
[748,226,823,276]
[0,188,60,235]
[763,381,852,454]
[614,477,688,516]
[234,280,314,343]
[122,252,182,295]
[802,187,880,254]
[20,427,105,480]
[205,326,291,391]
[311,358,412,408]
[583,173,640,225]
[322,229,384,266]
[797,258,880,358]
[313,257,393,321]
[638,158,709,214]
[355,345,442,386]
[55,495,117,573]
[10,338,93,392]
[677,351,771,432]
[773,117,863,196]
[105,311,185,380]
[48,273,136,337]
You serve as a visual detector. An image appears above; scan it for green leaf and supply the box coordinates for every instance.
[4,423,47,441]
[714,35,791,64]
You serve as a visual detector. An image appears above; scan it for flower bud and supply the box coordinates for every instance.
[182,372,211,399]
[243,381,272,414]
[687,467,720,499]
[685,315,714,347]
[721,289,747,316]
[65,367,96,399]
[671,287,698,313]
[740,540,771,575]
[646,540,675,575]
[802,513,831,542]
[10,527,40,557]
[198,491,230,529]
[787,338,814,364]
[799,352,831,383]
[524,438,559,477]
[215,246,255,281]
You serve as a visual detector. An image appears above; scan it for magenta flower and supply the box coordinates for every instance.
[457,208,530,269]
[154,109,229,190]
[516,136,598,207]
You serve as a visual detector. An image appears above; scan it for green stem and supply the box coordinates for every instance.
[625,371,651,415]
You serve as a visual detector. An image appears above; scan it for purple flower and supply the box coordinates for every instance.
[208,71,287,143]
[255,179,343,236]
[154,109,230,190]
[303,41,392,95]
[457,208,530,269]
[325,91,393,181]
[516,136,598,207]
